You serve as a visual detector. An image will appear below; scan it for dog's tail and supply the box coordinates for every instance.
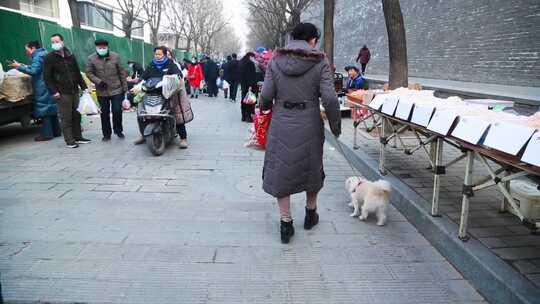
[374,180,392,196]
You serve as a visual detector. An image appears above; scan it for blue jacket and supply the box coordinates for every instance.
[18,48,58,117]
[346,75,364,91]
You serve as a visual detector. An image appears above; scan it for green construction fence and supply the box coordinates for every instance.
[0,8,192,72]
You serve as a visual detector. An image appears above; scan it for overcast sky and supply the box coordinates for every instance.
[222,0,248,53]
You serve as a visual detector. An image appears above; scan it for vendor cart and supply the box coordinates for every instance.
[0,96,34,128]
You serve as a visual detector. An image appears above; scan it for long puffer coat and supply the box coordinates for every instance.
[17,48,58,117]
[260,40,341,198]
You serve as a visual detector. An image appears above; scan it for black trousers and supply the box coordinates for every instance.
[361,62,368,74]
[207,78,218,97]
[177,123,187,139]
[98,93,124,138]
[229,80,239,101]
[240,84,257,121]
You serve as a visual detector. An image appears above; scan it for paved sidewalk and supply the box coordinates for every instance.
[0,96,485,303]
[337,117,540,289]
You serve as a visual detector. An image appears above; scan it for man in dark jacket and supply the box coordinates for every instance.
[202,56,219,97]
[86,39,128,141]
[355,45,371,74]
[228,53,240,102]
[43,33,90,148]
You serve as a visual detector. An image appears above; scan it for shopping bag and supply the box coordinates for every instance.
[255,109,272,148]
[77,92,100,115]
[122,94,131,111]
[162,74,181,99]
[242,88,257,105]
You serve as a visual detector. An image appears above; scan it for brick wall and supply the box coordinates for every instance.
[304,0,540,87]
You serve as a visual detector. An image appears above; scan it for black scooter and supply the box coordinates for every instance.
[137,77,177,156]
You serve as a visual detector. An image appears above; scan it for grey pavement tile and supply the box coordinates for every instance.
[512,260,540,275]
[0,98,488,303]
[493,247,540,260]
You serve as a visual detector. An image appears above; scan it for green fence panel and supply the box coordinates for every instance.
[143,43,154,66]
[71,27,96,69]
[130,39,144,67]
[0,10,41,65]
[38,20,74,52]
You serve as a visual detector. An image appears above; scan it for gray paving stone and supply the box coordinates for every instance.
[493,247,540,260]
[0,97,486,303]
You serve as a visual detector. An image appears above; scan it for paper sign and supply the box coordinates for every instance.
[410,104,435,127]
[521,132,540,167]
[451,117,491,144]
[368,94,386,111]
[381,95,399,116]
[395,96,414,121]
[483,122,537,155]
[427,110,458,135]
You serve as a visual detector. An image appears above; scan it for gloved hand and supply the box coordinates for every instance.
[98,81,108,89]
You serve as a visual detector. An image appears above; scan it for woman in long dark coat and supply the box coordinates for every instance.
[260,23,341,244]
[239,52,258,122]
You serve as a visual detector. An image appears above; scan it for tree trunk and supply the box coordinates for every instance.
[382,0,408,89]
[323,0,334,66]
[68,0,81,28]
[151,29,159,45]
[174,34,181,49]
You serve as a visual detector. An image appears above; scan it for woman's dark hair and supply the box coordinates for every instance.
[25,41,41,49]
[153,46,168,54]
[290,22,320,42]
[50,33,64,41]
[241,52,255,63]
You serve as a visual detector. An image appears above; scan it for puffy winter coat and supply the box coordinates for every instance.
[187,63,204,87]
[17,48,58,117]
[260,40,341,198]
[86,51,128,97]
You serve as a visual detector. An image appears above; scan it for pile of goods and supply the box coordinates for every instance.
[0,69,33,102]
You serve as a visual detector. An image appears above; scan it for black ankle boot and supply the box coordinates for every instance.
[280,220,295,244]
[304,207,319,230]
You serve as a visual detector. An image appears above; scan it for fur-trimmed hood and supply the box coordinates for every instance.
[273,40,325,76]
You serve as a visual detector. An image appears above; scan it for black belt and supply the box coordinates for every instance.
[280,101,316,110]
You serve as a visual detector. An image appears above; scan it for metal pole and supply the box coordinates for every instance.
[500,170,509,213]
[458,150,475,241]
[379,117,387,175]
[431,137,444,217]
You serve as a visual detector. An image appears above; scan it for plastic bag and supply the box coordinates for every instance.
[162,74,181,99]
[77,92,100,115]
[244,109,272,150]
[122,94,131,110]
[242,88,257,105]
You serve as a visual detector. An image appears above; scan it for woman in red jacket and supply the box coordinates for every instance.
[187,57,204,98]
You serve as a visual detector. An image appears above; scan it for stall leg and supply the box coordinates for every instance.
[379,117,387,175]
[353,118,360,150]
[500,170,510,213]
[458,151,475,241]
[431,137,444,217]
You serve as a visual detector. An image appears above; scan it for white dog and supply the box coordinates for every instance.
[345,176,392,226]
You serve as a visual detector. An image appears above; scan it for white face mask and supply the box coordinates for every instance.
[191,59,196,64]
[96,47,108,56]
[51,42,63,51]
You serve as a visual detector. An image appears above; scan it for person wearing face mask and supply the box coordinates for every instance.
[239,52,258,122]
[43,33,90,149]
[187,57,204,99]
[9,40,60,142]
[134,46,190,148]
[86,39,128,141]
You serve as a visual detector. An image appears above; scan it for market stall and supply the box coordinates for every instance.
[0,67,34,127]
[346,88,540,239]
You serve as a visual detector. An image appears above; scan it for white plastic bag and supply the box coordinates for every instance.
[122,94,131,110]
[77,92,100,115]
[162,74,181,99]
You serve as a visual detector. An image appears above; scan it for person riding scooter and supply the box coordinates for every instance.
[134,46,186,148]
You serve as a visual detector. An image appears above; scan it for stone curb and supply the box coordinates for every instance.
[326,130,540,304]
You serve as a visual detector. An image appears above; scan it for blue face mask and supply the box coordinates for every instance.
[96,48,108,56]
